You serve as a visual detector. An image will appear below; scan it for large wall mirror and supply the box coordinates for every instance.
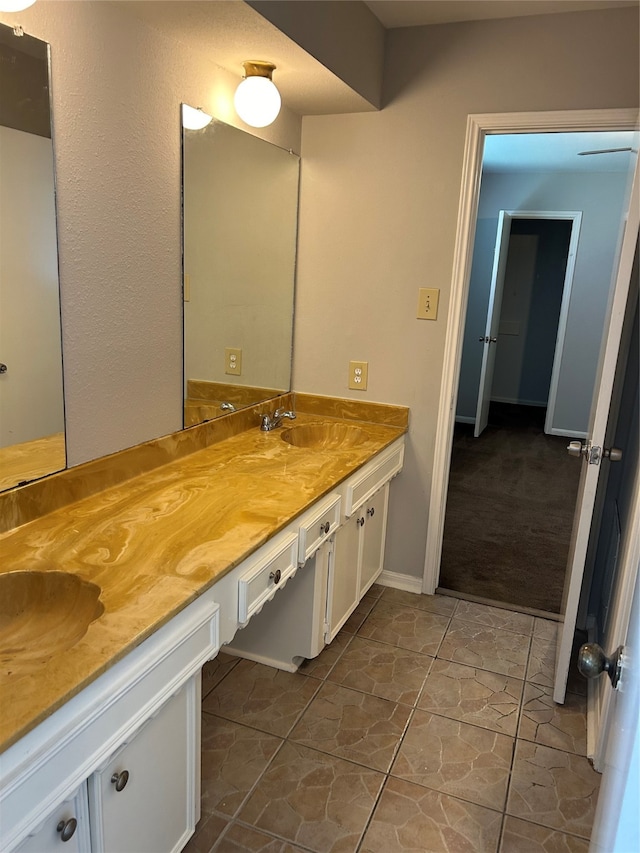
[182,110,299,426]
[0,23,65,492]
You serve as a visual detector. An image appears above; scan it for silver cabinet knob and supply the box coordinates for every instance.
[56,818,77,842]
[269,569,282,584]
[367,507,375,517]
[111,769,130,792]
[320,521,330,535]
[578,643,623,688]
[357,517,365,527]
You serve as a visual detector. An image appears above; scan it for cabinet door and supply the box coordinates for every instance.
[360,484,389,597]
[89,680,196,853]
[13,785,91,853]
[327,512,361,642]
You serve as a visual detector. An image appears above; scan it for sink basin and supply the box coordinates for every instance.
[0,571,104,672]
[281,422,365,450]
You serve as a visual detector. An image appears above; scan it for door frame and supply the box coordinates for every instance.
[422,108,639,595]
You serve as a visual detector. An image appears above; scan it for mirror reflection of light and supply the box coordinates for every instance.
[181,104,212,131]
[0,0,35,10]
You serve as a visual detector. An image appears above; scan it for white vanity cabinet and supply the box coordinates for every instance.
[1,593,218,853]
[13,785,91,853]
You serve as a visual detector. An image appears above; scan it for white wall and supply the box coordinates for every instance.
[0,1,301,466]
[294,8,639,579]
[0,126,63,446]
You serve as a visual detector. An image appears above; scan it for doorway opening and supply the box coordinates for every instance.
[440,213,584,613]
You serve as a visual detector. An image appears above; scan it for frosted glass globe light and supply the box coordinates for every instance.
[234,74,281,128]
[181,104,212,130]
[0,0,36,10]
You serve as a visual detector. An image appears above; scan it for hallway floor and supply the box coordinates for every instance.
[185,586,599,853]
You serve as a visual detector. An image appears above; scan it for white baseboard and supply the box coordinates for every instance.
[547,427,588,439]
[223,646,299,673]
[377,570,423,594]
[490,396,547,407]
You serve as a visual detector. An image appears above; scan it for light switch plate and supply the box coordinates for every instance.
[349,360,368,391]
[225,347,242,376]
[417,287,439,320]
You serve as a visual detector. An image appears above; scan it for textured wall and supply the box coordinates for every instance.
[294,7,639,580]
[0,1,301,467]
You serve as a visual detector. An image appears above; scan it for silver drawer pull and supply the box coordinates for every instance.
[320,521,330,535]
[111,770,129,792]
[367,507,375,517]
[56,818,77,842]
[270,569,282,584]
[357,516,365,527]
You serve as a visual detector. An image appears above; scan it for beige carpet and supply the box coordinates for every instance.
[439,404,581,614]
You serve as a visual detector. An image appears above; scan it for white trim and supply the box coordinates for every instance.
[422,108,640,596]
[377,569,423,594]
[549,427,588,439]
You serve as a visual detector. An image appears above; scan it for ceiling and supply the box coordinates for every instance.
[364,0,637,28]
[483,132,639,174]
[118,0,638,117]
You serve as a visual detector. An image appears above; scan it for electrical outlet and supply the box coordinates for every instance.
[183,273,191,302]
[225,347,242,376]
[349,360,368,391]
[417,287,439,320]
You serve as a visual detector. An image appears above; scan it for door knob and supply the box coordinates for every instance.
[603,447,623,462]
[567,440,586,458]
[577,643,623,688]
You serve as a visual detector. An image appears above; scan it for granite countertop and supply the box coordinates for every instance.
[0,395,407,752]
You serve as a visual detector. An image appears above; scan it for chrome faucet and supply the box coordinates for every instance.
[220,401,236,412]
[260,407,296,431]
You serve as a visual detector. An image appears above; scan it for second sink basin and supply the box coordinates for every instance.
[281,422,365,450]
[0,571,104,673]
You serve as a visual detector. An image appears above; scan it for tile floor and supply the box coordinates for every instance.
[185,586,599,853]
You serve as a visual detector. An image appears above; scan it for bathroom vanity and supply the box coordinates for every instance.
[0,396,407,852]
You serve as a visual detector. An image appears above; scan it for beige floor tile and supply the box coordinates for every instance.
[518,684,587,755]
[357,601,450,655]
[237,741,384,853]
[202,660,321,737]
[341,594,379,634]
[200,713,283,817]
[527,636,556,689]
[289,681,411,772]
[182,813,228,853]
[368,583,385,600]
[507,742,600,838]
[327,636,433,705]
[361,776,502,853]
[391,710,514,811]
[216,823,308,852]
[455,601,534,635]
[500,816,590,852]
[418,659,523,736]
[533,618,560,642]
[380,587,459,616]
[202,653,240,699]
[438,618,531,679]
[298,632,353,680]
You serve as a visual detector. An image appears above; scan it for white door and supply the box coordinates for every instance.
[474,211,512,436]
[553,161,639,704]
[589,558,640,852]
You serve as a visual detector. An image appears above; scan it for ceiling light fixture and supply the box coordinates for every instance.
[234,61,281,128]
[181,104,212,131]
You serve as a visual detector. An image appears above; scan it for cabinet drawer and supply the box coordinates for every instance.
[238,532,299,624]
[297,493,341,564]
[344,439,404,517]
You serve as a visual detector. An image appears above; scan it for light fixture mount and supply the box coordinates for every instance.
[241,60,276,80]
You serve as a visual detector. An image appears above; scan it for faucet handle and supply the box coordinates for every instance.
[274,408,296,420]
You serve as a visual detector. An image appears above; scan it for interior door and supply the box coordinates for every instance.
[553,160,639,704]
[474,211,511,436]
[589,559,640,852]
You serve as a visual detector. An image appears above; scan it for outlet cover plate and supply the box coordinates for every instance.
[225,347,242,376]
[349,360,368,391]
